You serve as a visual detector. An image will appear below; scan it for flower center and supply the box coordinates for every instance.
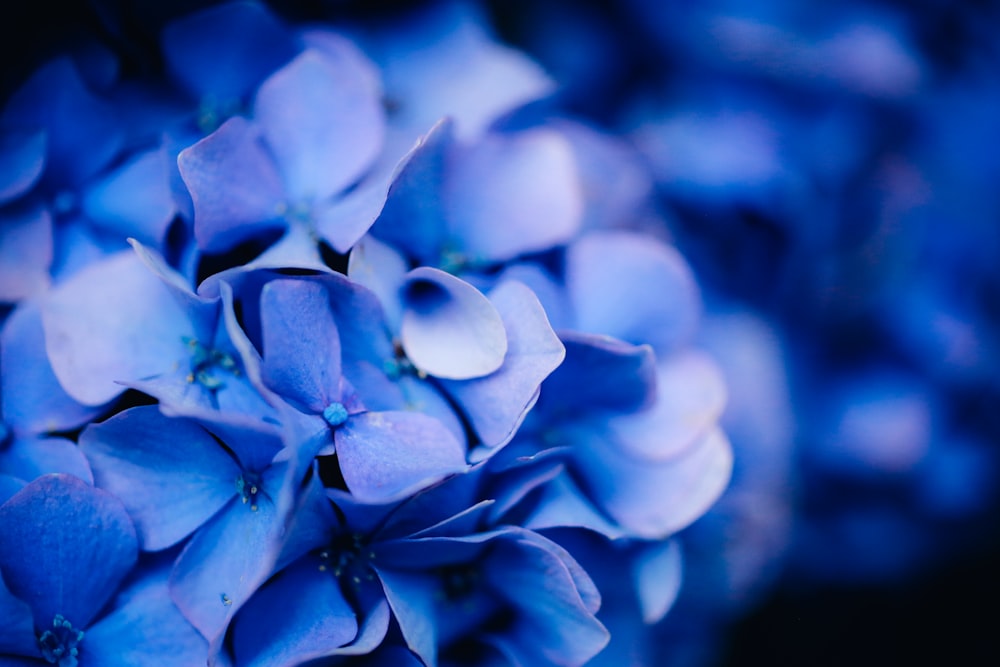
[183,337,239,390]
[235,472,262,511]
[318,532,375,585]
[37,615,84,667]
[322,402,349,428]
[438,564,480,601]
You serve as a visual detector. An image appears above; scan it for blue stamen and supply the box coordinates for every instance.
[323,402,349,428]
[38,614,84,667]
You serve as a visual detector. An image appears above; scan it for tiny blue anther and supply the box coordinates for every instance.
[323,402,349,428]
[236,472,262,511]
[38,614,84,667]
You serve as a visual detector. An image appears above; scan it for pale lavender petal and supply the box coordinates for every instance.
[0,436,92,486]
[41,250,194,406]
[445,129,582,263]
[632,539,682,623]
[400,267,507,380]
[346,235,408,333]
[254,48,383,203]
[576,427,733,539]
[335,410,467,503]
[566,231,700,352]
[178,116,286,253]
[606,351,727,462]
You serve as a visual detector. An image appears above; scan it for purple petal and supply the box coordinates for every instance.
[335,410,467,503]
[254,48,383,203]
[566,231,700,352]
[606,351,727,461]
[0,204,52,302]
[445,129,582,263]
[0,474,137,628]
[178,116,287,253]
[1,299,104,434]
[129,240,217,343]
[79,406,241,551]
[232,558,358,667]
[575,427,733,539]
[82,147,176,248]
[524,475,624,539]
[161,1,296,104]
[170,496,284,646]
[41,250,194,405]
[314,177,391,254]
[442,281,564,451]
[400,267,507,380]
[260,279,341,413]
[85,563,208,667]
[0,129,46,204]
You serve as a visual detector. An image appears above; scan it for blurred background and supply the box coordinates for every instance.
[3,0,999,664]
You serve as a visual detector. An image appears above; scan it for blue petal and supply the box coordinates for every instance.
[575,427,733,539]
[0,570,35,658]
[0,474,137,629]
[260,279,341,413]
[539,332,657,418]
[2,58,123,188]
[482,535,609,666]
[232,558,357,667]
[85,561,208,667]
[161,1,296,104]
[170,496,284,646]
[631,539,682,623]
[374,569,438,667]
[82,147,176,249]
[79,406,241,551]
[369,119,452,264]
[346,235,408,334]
[605,351,727,461]
[566,231,700,353]
[178,117,286,253]
[445,129,582,263]
[335,411,467,503]
[0,129,46,204]
[314,177,392,255]
[523,475,624,539]
[400,268,507,380]
[254,48,383,203]
[0,436,92,487]
[442,280,564,452]
[41,250,194,406]
[0,204,52,302]
[1,298,104,434]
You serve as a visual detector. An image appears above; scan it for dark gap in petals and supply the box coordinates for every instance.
[318,239,349,275]
[317,453,349,493]
[195,228,284,284]
[161,215,190,270]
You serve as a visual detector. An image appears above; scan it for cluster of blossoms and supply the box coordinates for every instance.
[0,2,733,666]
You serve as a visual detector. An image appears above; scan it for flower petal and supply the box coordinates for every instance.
[566,231,700,352]
[335,411,467,503]
[178,116,286,253]
[254,48,384,203]
[445,128,582,263]
[0,129,46,204]
[0,474,137,628]
[41,250,194,406]
[400,267,507,379]
[260,279,341,413]
[79,406,241,551]
[0,204,52,303]
[232,558,358,667]
[442,280,565,451]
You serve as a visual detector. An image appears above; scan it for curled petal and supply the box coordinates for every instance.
[400,267,507,380]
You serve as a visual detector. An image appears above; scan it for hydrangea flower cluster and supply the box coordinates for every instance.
[0,2,732,666]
